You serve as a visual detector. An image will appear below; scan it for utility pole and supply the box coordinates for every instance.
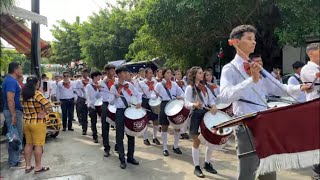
[30,0,41,78]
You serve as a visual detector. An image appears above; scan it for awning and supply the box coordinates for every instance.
[0,14,50,57]
[1,6,47,25]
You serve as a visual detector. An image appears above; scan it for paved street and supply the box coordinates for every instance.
[0,118,313,180]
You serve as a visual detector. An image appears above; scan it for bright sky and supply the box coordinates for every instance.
[15,0,117,41]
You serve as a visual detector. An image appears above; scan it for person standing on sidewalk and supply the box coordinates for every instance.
[56,71,76,131]
[2,62,24,168]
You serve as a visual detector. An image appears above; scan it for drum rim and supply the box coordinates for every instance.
[107,104,116,112]
[148,97,162,106]
[124,107,147,120]
[216,103,231,110]
[164,99,184,116]
[203,110,232,135]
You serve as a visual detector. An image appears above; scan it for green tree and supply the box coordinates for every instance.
[50,16,82,64]
[0,49,26,74]
[0,0,15,9]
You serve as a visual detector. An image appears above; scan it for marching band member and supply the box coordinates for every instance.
[288,61,306,102]
[109,66,142,169]
[219,25,311,180]
[56,71,76,131]
[185,66,218,178]
[300,43,320,180]
[203,70,219,99]
[85,71,102,143]
[137,68,146,81]
[175,69,189,139]
[138,68,161,146]
[271,67,282,82]
[100,64,117,157]
[154,67,184,156]
[74,68,90,133]
[155,68,163,82]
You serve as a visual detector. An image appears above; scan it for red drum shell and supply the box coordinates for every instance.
[216,103,234,117]
[124,108,148,136]
[165,100,190,129]
[200,111,233,145]
[95,106,102,117]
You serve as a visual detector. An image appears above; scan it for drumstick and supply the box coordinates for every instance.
[310,77,318,88]
[131,104,152,112]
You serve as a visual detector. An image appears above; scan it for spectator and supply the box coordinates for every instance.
[287,61,306,102]
[2,62,24,168]
[271,66,282,82]
[17,75,24,89]
[21,76,50,173]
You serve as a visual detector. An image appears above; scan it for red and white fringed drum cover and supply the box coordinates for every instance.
[245,98,320,175]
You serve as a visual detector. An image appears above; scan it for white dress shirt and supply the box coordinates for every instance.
[109,81,142,109]
[184,85,216,109]
[153,80,184,101]
[50,81,58,97]
[138,79,157,99]
[56,80,77,101]
[99,80,114,103]
[219,54,302,116]
[176,80,187,92]
[300,61,320,101]
[287,73,306,102]
[85,83,101,109]
[74,78,92,99]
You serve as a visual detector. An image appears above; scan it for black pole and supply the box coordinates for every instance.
[31,0,41,78]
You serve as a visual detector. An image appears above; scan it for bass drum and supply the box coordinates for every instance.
[106,104,116,126]
[164,99,190,129]
[94,98,103,117]
[200,111,233,145]
[267,101,291,108]
[124,107,148,136]
[148,97,162,114]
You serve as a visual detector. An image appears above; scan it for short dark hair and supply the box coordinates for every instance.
[230,25,256,39]
[90,70,102,79]
[62,71,69,76]
[81,68,90,74]
[41,73,47,79]
[249,53,262,60]
[104,64,116,71]
[162,67,172,77]
[156,68,162,73]
[292,61,305,69]
[8,62,21,74]
[115,66,129,75]
[145,68,153,74]
[306,43,320,53]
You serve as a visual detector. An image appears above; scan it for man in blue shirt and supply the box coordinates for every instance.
[2,62,24,168]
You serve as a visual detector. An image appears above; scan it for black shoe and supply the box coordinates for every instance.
[73,119,76,121]
[93,139,99,143]
[182,133,189,139]
[127,158,139,165]
[104,151,110,157]
[82,132,87,135]
[120,161,126,169]
[203,162,218,174]
[68,128,74,131]
[152,138,161,145]
[114,144,118,152]
[62,128,66,131]
[194,166,205,178]
[173,147,182,154]
[163,150,169,156]
[144,139,151,146]
[111,125,116,130]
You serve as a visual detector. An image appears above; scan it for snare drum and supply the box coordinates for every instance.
[148,97,162,114]
[267,101,291,108]
[216,103,233,117]
[106,104,116,126]
[200,111,233,145]
[94,98,103,117]
[164,99,190,129]
[124,107,148,136]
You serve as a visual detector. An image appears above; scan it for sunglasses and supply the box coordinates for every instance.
[63,75,69,77]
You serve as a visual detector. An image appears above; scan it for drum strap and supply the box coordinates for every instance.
[293,75,303,84]
[238,99,268,108]
[115,84,129,108]
[162,82,173,99]
[194,85,209,108]
[205,84,217,98]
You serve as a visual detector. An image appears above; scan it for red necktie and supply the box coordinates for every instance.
[106,79,114,89]
[177,81,184,88]
[243,62,251,76]
[197,84,207,95]
[82,79,89,87]
[147,81,154,91]
[166,80,172,89]
[63,82,71,89]
[119,84,132,96]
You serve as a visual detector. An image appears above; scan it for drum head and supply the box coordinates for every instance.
[165,100,184,116]
[267,101,290,108]
[125,107,147,120]
[203,111,232,135]
[107,104,116,113]
[149,97,162,106]
[94,98,103,106]
[216,103,231,110]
